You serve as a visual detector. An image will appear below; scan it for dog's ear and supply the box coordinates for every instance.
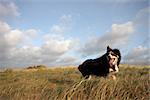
[107,46,112,52]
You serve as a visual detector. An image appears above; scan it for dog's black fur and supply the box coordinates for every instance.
[78,46,121,78]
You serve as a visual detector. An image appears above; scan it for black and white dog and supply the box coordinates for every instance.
[78,46,121,79]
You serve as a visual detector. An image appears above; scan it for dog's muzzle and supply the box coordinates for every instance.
[108,53,119,73]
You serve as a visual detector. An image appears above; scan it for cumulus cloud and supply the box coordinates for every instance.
[0,22,77,67]
[0,21,12,64]
[0,21,11,33]
[41,34,73,56]
[0,24,40,66]
[25,29,38,39]
[8,46,41,66]
[124,46,150,65]
[79,21,134,56]
[111,22,134,34]
[3,28,38,46]
[0,1,20,67]
[4,29,24,46]
[0,27,76,67]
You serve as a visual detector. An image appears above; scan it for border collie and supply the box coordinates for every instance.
[78,46,121,79]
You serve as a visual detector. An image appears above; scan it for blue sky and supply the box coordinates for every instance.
[0,0,149,68]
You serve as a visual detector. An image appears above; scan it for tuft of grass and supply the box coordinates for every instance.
[0,65,149,100]
[3,68,14,73]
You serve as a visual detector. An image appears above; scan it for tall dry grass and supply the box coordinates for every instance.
[0,65,149,100]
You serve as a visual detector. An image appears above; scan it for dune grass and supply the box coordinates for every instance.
[0,65,149,100]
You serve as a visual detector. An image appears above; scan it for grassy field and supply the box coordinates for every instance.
[0,65,149,100]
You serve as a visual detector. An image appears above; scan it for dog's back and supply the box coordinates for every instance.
[78,54,109,78]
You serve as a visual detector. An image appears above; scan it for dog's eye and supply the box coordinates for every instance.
[112,58,115,61]
[111,53,117,56]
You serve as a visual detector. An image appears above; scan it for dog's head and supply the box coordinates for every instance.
[106,46,121,73]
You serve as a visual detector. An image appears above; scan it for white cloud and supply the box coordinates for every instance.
[134,7,150,28]
[4,29,24,46]
[0,21,12,63]
[41,34,73,56]
[50,14,72,34]
[0,26,40,67]
[0,20,77,67]
[4,28,38,47]
[25,29,38,39]
[0,1,21,66]
[4,34,76,67]
[50,25,65,34]
[0,1,20,18]
[124,46,150,65]
[0,2,21,66]
[111,22,134,34]
[78,21,134,56]
[0,21,11,33]
[8,46,42,67]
